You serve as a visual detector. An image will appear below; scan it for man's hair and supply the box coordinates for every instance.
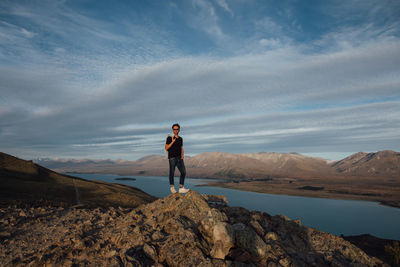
[172,123,180,129]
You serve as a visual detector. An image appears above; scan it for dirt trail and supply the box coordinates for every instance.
[72,179,81,205]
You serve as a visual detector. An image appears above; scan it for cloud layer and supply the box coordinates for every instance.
[1,0,399,160]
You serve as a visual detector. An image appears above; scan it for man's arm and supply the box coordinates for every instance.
[165,137,175,151]
[181,147,184,159]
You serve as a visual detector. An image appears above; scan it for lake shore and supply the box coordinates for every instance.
[65,171,400,209]
[198,179,400,209]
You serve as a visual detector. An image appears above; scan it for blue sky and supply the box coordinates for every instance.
[0,0,399,161]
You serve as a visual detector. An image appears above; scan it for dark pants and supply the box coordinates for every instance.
[168,157,186,185]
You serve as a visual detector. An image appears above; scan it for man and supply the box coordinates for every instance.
[165,123,190,194]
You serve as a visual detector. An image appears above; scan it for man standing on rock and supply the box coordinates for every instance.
[165,123,190,194]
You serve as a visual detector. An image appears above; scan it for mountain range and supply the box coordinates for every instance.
[34,150,400,180]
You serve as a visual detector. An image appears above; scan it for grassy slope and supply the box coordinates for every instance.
[0,152,156,207]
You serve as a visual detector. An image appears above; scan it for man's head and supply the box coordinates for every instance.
[172,123,180,134]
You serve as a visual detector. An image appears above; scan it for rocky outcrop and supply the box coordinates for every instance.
[0,191,386,266]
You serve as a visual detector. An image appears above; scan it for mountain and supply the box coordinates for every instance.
[35,152,337,179]
[34,157,135,172]
[33,150,400,181]
[0,152,156,207]
[242,152,334,176]
[331,150,400,177]
[0,190,386,266]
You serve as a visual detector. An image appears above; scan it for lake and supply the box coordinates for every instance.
[67,173,400,240]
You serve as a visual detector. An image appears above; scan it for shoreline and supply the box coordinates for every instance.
[197,181,400,209]
[64,172,400,209]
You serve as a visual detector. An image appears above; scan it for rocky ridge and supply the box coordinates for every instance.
[0,191,386,266]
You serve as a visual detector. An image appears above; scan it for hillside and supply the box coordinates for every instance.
[331,150,400,177]
[0,152,156,208]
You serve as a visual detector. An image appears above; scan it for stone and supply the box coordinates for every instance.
[250,219,264,236]
[277,215,290,221]
[293,219,301,226]
[0,232,11,238]
[143,243,157,261]
[210,222,234,259]
[151,231,164,241]
[18,210,27,217]
[265,232,278,241]
[233,223,268,260]
[228,248,252,262]
[0,190,387,267]
[279,257,291,267]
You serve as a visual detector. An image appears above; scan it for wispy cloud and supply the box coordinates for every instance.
[215,0,233,16]
[186,0,227,42]
[0,0,399,160]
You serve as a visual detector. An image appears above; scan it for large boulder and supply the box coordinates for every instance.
[210,222,235,259]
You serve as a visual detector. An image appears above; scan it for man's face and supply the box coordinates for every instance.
[173,127,180,135]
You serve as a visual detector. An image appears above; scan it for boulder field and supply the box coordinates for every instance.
[0,191,386,266]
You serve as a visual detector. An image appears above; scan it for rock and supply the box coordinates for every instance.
[229,248,252,262]
[0,232,11,238]
[143,243,157,261]
[249,219,264,236]
[201,195,228,206]
[277,214,290,221]
[293,219,301,226]
[151,231,164,241]
[233,223,268,261]
[0,191,387,267]
[199,208,228,242]
[18,210,27,217]
[265,232,278,241]
[210,222,234,259]
[279,257,291,267]
[163,242,212,267]
[106,255,123,266]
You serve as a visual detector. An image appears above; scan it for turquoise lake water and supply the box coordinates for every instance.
[67,173,400,240]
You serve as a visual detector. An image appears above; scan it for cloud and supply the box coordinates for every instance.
[179,0,227,43]
[2,32,399,160]
[0,0,399,161]
[215,0,234,16]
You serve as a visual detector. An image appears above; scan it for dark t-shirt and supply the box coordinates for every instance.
[166,136,183,159]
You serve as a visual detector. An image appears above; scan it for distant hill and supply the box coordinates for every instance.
[0,152,156,207]
[33,150,400,180]
[34,151,334,179]
[331,150,400,177]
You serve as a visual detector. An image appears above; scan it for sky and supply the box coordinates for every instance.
[0,0,400,161]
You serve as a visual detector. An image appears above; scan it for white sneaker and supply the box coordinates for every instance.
[178,187,190,193]
[170,186,177,194]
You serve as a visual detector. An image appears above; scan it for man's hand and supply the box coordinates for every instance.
[165,136,177,151]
